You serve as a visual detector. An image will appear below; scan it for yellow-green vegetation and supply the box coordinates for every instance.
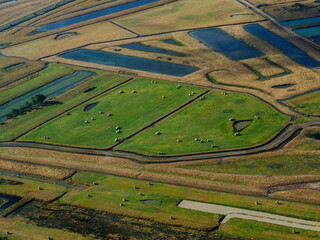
[61,172,320,230]
[219,218,320,240]
[118,91,290,155]
[2,21,136,60]
[284,90,320,117]
[289,127,320,151]
[61,172,220,229]
[0,160,74,180]
[182,155,320,175]
[0,218,92,240]
[1,72,130,141]
[115,0,262,35]
[0,63,76,105]
[21,78,205,148]
[0,56,45,88]
[0,0,61,26]
[0,175,66,201]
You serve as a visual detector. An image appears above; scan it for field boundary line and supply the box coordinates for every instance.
[112,89,211,149]
[10,76,134,141]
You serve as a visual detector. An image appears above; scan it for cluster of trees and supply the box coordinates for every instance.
[6,94,46,120]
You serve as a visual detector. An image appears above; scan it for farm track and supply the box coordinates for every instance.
[238,0,320,51]
[0,121,319,164]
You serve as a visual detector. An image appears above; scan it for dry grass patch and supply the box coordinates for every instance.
[241,58,285,77]
[0,0,61,26]
[273,189,320,205]
[0,159,74,180]
[115,0,263,35]
[2,21,136,60]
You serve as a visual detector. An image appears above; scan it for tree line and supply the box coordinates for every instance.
[6,94,46,120]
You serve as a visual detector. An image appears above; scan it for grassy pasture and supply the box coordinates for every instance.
[0,56,45,88]
[283,90,320,117]
[0,218,93,240]
[219,218,320,240]
[61,172,221,229]
[0,63,77,106]
[21,78,205,148]
[182,155,320,176]
[115,0,262,35]
[61,171,320,228]
[0,72,130,141]
[118,91,290,156]
[0,175,66,201]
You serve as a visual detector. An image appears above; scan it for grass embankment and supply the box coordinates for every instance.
[118,90,290,155]
[115,0,262,35]
[0,63,77,105]
[284,90,320,117]
[61,172,320,229]
[21,78,205,148]
[0,175,66,201]
[0,159,74,180]
[0,56,46,88]
[183,155,320,176]
[0,218,92,240]
[219,218,320,240]
[0,72,130,141]
[161,38,185,46]
[61,172,220,229]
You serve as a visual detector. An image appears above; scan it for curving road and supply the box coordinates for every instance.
[178,200,320,232]
[0,121,319,163]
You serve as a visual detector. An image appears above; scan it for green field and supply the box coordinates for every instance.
[0,219,93,240]
[219,218,320,240]
[183,155,320,176]
[60,171,320,230]
[118,91,290,155]
[284,90,320,117]
[1,72,130,141]
[21,78,205,148]
[0,56,45,88]
[0,63,77,106]
[61,172,220,229]
[0,175,66,201]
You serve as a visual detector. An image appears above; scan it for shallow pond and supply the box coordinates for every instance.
[121,43,185,56]
[0,193,21,212]
[141,199,162,206]
[0,0,16,6]
[83,102,99,111]
[294,26,320,37]
[244,24,320,68]
[271,84,294,89]
[0,70,95,123]
[189,28,263,61]
[38,0,162,31]
[233,120,252,132]
[60,49,199,77]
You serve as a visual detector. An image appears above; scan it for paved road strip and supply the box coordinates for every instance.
[178,200,320,232]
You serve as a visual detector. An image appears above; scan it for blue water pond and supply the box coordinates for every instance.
[60,49,199,77]
[0,70,95,123]
[189,28,264,61]
[244,24,320,68]
[38,0,162,31]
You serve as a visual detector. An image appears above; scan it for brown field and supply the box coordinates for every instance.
[0,159,74,180]
[0,0,61,26]
[241,57,285,77]
[261,0,320,21]
[2,21,136,60]
[115,0,263,35]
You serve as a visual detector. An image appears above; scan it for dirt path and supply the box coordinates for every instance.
[178,200,320,232]
[2,121,319,163]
